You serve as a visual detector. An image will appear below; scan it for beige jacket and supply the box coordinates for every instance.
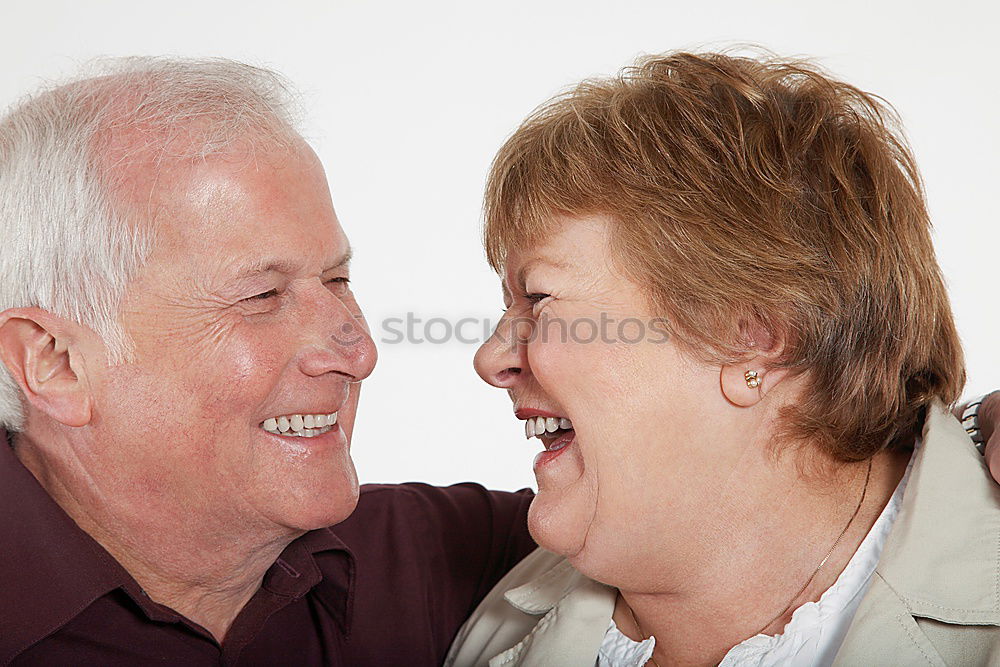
[446,403,1000,666]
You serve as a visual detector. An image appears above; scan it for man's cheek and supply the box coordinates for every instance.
[338,386,363,442]
[200,338,286,410]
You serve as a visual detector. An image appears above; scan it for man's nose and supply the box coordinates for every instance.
[299,290,378,382]
[474,312,531,389]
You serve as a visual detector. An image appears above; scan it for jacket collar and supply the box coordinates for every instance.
[873,401,1000,625]
[504,559,585,613]
[834,401,1000,666]
[496,557,617,666]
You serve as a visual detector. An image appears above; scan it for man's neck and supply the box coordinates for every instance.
[14,432,302,643]
[614,446,911,666]
[104,529,294,642]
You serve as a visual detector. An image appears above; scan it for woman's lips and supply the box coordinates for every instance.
[534,430,575,468]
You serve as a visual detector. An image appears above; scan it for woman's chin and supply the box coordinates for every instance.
[526,483,596,560]
[526,435,599,557]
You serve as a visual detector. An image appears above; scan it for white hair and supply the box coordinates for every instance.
[0,57,300,431]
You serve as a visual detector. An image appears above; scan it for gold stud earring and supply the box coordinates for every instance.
[744,370,761,389]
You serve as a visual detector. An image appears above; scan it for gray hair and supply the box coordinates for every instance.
[0,57,300,431]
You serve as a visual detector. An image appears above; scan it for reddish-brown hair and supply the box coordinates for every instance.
[484,50,965,460]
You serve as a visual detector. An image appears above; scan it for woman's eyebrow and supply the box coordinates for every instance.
[515,257,571,286]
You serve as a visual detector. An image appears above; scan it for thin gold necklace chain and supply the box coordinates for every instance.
[625,458,873,667]
[626,603,662,667]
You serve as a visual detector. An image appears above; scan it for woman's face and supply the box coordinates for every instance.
[475,215,748,586]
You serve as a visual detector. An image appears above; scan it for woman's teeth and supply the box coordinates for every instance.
[524,415,573,439]
[261,412,338,437]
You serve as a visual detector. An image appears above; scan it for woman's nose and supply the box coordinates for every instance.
[474,313,531,388]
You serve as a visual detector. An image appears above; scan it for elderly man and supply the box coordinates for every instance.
[0,59,534,665]
[0,58,997,666]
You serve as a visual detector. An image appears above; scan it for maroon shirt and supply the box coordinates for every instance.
[0,431,536,665]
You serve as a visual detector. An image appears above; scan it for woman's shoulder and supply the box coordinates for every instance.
[835,402,1000,664]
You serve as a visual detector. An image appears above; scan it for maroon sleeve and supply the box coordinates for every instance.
[332,482,536,658]
[417,483,537,614]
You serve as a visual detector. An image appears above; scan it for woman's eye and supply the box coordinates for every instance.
[244,289,278,302]
[525,293,552,313]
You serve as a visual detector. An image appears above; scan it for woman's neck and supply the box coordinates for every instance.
[614,446,912,667]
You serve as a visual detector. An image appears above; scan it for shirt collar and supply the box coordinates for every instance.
[267,526,357,634]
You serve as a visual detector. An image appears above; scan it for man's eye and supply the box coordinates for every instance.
[245,289,278,301]
[325,277,351,293]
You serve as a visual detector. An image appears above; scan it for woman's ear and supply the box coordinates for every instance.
[720,362,793,407]
[719,317,792,407]
[0,308,93,427]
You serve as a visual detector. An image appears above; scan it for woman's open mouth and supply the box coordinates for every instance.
[523,415,576,465]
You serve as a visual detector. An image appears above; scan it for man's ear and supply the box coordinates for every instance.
[0,308,93,427]
[719,317,793,407]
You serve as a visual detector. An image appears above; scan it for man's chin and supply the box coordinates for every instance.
[254,457,361,531]
[279,483,361,531]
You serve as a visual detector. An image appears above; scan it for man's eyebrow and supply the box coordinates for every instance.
[230,258,297,279]
[227,246,354,282]
[326,247,353,271]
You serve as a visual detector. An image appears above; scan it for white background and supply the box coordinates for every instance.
[1,0,996,491]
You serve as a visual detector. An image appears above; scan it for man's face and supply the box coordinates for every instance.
[87,138,377,535]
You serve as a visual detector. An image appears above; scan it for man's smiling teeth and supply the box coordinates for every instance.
[261,412,338,437]
[524,416,573,439]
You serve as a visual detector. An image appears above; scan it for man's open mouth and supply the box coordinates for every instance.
[260,412,338,438]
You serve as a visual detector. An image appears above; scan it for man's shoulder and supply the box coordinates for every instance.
[0,439,135,663]
[334,481,534,551]
[317,482,538,650]
[356,481,533,510]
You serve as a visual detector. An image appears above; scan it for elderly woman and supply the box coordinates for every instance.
[447,52,1000,666]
